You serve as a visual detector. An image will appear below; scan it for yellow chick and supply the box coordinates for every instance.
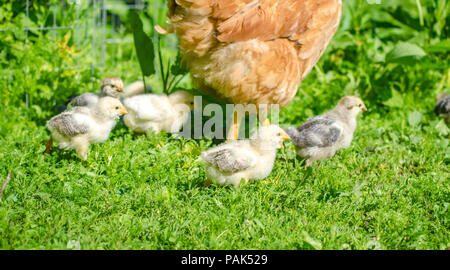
[46,97,127,160]
[121,81,153,98]
[201,125,290,188]
[123,90,194,135]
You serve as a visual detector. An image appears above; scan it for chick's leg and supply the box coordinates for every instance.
[204,179,212,188]
[226,108,243,142]
[233,181,241,189]
[43,136,53,155]
[72,136,89,161]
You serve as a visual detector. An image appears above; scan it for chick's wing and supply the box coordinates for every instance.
[68,93,99,108]
[294,116,342,147]
[202,146,257,173]
[48,112,90,137]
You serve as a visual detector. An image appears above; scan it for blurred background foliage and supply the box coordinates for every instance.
[0,0,448,124]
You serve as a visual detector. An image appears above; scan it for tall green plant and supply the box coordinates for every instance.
[156,38,189,94]
[130,11,155,93]
[130,11,188,94]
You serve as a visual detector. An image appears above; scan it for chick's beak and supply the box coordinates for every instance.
[362,104,367,111]
[277,130,291,149]
[120,107,128,115]
[280,129,291,141]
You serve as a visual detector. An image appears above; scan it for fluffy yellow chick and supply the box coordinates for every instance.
[121,81,153,97]
[123,90,195,135]
[201,125,290,188]
[285,96,366,166]
[46,97,127,160]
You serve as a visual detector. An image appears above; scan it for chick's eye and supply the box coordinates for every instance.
[359,104,362,107]
[115,106,119,110]
[276,132,281,136]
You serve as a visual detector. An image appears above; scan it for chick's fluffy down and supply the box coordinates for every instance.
[123,91,194,135]
[201,125,289,187]
[285,96,366,165]
[46,97,126,160]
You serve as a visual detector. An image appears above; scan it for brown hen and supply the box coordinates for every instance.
[157,0,342,140]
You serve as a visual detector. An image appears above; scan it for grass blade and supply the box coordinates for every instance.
[0,171,11,201]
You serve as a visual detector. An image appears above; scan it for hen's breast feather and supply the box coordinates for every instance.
[189,38,302,107]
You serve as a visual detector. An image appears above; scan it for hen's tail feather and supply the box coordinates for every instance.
[166,0,216,56]
[155,25,174,35]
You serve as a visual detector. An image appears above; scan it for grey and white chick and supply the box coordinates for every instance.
[285,96,367,166]
[123,90,195,135]
[68,77,124,108]
[46,96,128,160]
[201,125,291,188]
[435,93,450,124]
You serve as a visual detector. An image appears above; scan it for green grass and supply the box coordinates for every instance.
[0,96,448,250]
[0,0,449,250]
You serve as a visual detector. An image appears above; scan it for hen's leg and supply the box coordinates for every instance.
[261,118,271,126]
[258,106,271,126]
[226,108,243,142]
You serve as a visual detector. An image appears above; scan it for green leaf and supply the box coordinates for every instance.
[435,119,449,136]
[425,40,450,53]
[385,42,426,65]
[409,134,422,145]
[130,11,155,76]
[408,111,423,127]
[108,1,129,21]
[383,89,404,108]
[302,231,322,250]
[330,31,355,50]
[171,51,189,76]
